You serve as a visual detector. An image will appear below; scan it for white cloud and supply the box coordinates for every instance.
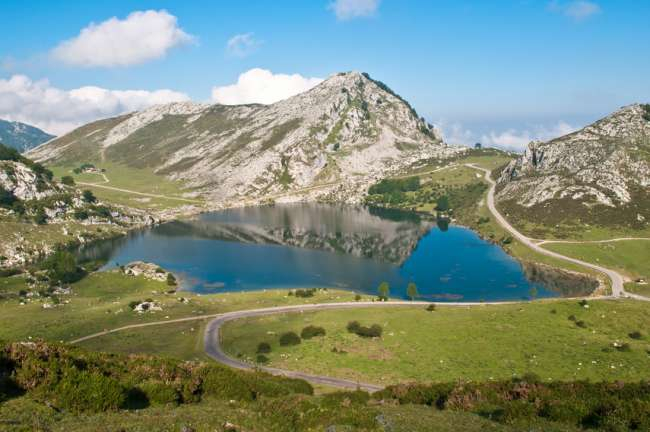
[0,74,189,135]
[211,68,323,105]
[329,0,380,20]
[548,1,601,21]
[51,10,194,67]
[480,122,576,151]
[226,33,262,58]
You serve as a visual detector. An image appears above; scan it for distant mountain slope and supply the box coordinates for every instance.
[29,72,462,205]
[496,104,650,229]
[0,119,55,153]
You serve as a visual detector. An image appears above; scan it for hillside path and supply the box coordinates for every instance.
[77,175,203,204]
[465,163,649,300]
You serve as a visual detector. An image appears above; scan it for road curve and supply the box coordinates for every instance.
[204,300,519,392]
[465,163,637,299]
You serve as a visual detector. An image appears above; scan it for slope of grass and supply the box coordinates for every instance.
[222,300,650,385]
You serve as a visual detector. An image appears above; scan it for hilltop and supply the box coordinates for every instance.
[0,119,55,153]
[28,72,463,206]
[496,104,650,234]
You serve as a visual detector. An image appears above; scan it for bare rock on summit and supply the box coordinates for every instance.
[29,72,463,206]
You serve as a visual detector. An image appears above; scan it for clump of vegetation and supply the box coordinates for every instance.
[82,189,97,203]
[41,249,85,285]
[426,304,436,312]
[368,177,420,195]
[1,341,313,414]
[0,143,53,180]
[279,332,301,346]
[407,282,419,300]
[256,342,272,354]
[290,288,317,298]
[629,331,643,340]
[347,321,382,338]
[616,343,632,352]
[61,175,75,186]
[166,273,177,286]
[256,354,269,364]
[301,325,326,339]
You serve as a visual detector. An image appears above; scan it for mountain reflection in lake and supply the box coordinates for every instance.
[79,204,556,301]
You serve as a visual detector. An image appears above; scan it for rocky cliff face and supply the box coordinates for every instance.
[0,119,55,153]
[496,104,650,226]
[29,72,462,206]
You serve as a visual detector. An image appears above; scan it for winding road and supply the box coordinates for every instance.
[465,163,649,301]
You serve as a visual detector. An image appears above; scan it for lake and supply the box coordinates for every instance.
[79,204,560,301]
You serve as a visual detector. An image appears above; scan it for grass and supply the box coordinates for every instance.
[221,299,650,385]
[543,240,650,281]
[50,162,201,210]
[0,271,370,347]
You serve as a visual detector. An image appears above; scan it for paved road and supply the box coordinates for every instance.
[465,163,647,299]
[203,300,521,392]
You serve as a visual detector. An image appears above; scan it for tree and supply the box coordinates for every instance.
[436,195,449,212]
[166,273,177,286]
[377,281,390,300]
[82,190,97,203]
[407,282,418,301]
[474,142,482,149]
[42,250,84,284]
[61,176,75,186]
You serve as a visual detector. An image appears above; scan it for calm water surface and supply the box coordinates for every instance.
[79,204,556,301]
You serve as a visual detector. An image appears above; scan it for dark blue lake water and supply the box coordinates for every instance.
[79,204,558,301]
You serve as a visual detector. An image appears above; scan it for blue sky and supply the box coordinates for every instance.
[1,0,649,149]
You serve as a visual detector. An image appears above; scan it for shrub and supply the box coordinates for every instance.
[200,366,255,401]
[256,342,271,354]
[354,294,362,301]
[139,380,180,406]
[576,320,587,328]
[33,208,47,225]
[279,332,301,346]
[347,321,382,338]
[53,369,126,413]
[256,355,269,364]
[568,315,577,322]
[61,176,75,186]
[0,186,18,208]
[73,208,89,220]
[128,301,141,310]
[166,273,177,286]
[301,325,326,339]
[426,304,436,312]
[41,250,84,284]
[629,331,643,340]
[294,288,316,298]
[82,190,97,203]
[616,343,632,352]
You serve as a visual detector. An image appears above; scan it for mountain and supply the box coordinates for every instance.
[496,104,650,228]
[0,119,55,153]
[28,72,462,205]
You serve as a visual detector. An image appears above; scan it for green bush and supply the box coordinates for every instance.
[0,186,18,208]
[426,304,436,312]
[301,325,326,339]
[347,321,382,338]
[279,332,301,346]
[256,354,269,364]
[53,369,126,413]
[61,176,75,186]
[73,208,89,220]
[139,380,180,406]
[629,331,643,340]
[293,288,316,298]
[166,273,177,286]
[41,249,85,284]
[82,190,97,203]
[256,342,271,354]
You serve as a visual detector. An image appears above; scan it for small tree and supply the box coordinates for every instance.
[301,325,326,339]
[61,175,75,186]
[256,342,271,354]
[82,190,97,203]
[279,332,301,346]
[436,195,449,212]
[407,282,418,301]
[166,273,177,286]
[377,281,390,300]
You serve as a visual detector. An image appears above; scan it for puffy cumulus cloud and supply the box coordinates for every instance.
[226,33,262,58]
[329,0,380,20]
[0,74,189,135]
[51,10,194,67]
[480,122,576,151]
[211,68,323,105]
[548,1,601,21]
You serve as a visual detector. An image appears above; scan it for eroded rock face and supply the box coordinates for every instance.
[497,104,650,210]
[123,261,172,282]
[29,72,464,206]
[0,161,62,201]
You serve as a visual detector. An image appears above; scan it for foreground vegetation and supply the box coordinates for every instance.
[222,300,650,385]
[2,341,649,431]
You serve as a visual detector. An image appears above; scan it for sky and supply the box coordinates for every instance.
[1,0,649,151]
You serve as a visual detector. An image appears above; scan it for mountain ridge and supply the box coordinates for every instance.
[29,72,463,206]
[0,119,55,153]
